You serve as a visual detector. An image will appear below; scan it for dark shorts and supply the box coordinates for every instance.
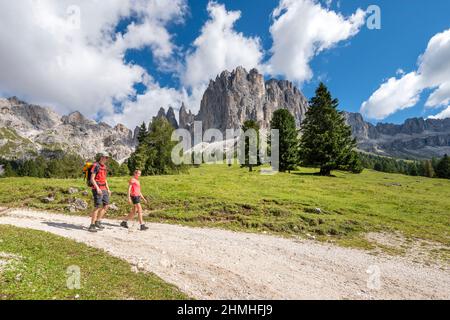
[131,196,141,205]
[92,189,110,208]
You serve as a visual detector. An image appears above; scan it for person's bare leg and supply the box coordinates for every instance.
[97,205,109,221]
[125,206,135,221]
[90,208,101,225]
[137,204,144,225]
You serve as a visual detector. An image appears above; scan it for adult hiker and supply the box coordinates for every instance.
[88,153,111,233]
[120,169,149,231]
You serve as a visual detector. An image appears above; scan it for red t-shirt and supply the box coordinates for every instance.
[91,163,108,190]
[129,178,141,197]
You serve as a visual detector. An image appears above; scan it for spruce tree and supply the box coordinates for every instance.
[270,109,299,173]
[299,83,360,176]
[408,162,418,176]
[4,162,15,177]
[423,160,435,178]
[144,118,185,175]
[374,162,383,172]
[119,163,130,176]
[436,154,450,179]
[128,123,149,173]
[128,117,187,175]
[137,122,148,144]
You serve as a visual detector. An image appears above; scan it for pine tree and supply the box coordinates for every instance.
[241,120,261,172]
[128,117,187,176]
[431,157,440,173]
[299,83,360,176]
[270,109,299,173]
[374,162,383,172]
[145,118,185,175]
[108,158,121,176]
[408,162,418,176]
[423,160,435,178]
[119,163,130,176]
[137,122,148,144]
[436,154,450,179]
[128,122,149,173]
[4,162,15,177]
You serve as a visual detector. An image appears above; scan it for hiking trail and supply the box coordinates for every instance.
[0,209,448,300]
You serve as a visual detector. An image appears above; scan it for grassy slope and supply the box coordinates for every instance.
[0,165,449,248]
[0,127,36,156]
[0,225,189,300]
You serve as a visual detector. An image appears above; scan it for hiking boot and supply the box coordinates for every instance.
[88,224,97,233]
[95,221,105,230]
[120,221,129,229]
[140,224,149,231]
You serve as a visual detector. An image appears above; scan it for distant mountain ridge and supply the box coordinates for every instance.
[344,112,450,159]
[0,97,137,162]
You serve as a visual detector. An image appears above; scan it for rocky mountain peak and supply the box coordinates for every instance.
[166,106,179,129]
[156,107,167,119]
[0,98,136,162]
[153,106,179,129]
[193,66,309,133]
[179,102,194,131]
[62,111,94,126]
[114,123,129,134]
[0,97,61,131]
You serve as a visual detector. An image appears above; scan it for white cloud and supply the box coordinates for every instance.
[0,0,187,120]
[361,28,450,120]
[428,106,450,120]
[104,82,188,129]
[396,68,405,76]
[426,82,450,108]
[266,0,366,84]
[360,72,422,120]
[182,2,264,91]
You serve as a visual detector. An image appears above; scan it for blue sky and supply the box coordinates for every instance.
[1,0,450,127]
[123,0,450,124]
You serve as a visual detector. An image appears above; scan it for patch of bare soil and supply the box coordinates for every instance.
[366,232,450,267]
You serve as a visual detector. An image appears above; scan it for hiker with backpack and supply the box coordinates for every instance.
[85,153,111,233]
[120,169,149,231]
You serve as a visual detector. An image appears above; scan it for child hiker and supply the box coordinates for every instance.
[120,170,149,231]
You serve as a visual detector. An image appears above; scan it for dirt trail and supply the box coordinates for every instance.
[0,209,448,300]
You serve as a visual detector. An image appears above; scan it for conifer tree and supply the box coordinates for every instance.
[436,154,450,179]
[299,83,361,175]
[423,160,435,178]
[270,109,299,173]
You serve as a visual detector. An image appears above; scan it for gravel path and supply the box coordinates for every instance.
[0,209,448,300]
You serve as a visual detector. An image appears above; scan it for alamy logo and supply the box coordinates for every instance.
[366,265,382,290]
[66,265,81,290]
[171,122,280,174]
[367,5,382,30]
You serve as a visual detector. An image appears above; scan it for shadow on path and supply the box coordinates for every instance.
[42,221,86,231]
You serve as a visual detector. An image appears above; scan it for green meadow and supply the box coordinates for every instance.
[0,225,188,300]
[1,165,449,250]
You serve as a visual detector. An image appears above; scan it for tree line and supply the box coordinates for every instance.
[360,153,450,179]
[0,154,129,178]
